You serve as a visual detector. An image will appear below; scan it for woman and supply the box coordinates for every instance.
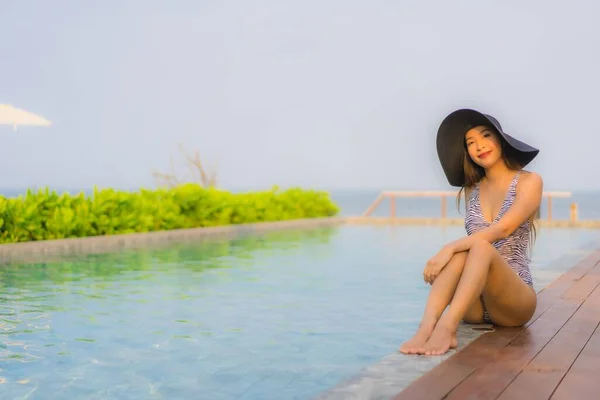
[399,108,542,356]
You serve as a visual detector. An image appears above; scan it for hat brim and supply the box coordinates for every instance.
[436,109,539,187]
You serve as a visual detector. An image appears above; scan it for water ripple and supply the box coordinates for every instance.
[0,226,596,399]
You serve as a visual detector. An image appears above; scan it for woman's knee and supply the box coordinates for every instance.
[447,251,468,270]
[451,251,468,262]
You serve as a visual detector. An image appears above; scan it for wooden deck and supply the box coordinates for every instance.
[393,250,600,400]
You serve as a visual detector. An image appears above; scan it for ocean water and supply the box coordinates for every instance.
[1,224,599,399]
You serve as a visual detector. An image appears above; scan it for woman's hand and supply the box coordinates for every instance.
[423,245,454,284]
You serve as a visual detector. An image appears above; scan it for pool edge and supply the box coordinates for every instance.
[0,217,349,264]
[311,238,600,400]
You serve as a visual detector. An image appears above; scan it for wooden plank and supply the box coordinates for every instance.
[392,286,563,400]
[549,275,600,400]
[362,193,384,217]
[393,303,572,400]
[497,283,600,400]
[392,328,523,400]
[393,250,600,400]
[392,273,584,400]
[445,259,600,399]
[562,270,600,300]
[538,251,600,298]
[443,301,581,399]
[527,293,558,326]
[551,321,600,399]
[541,192,572,198]
[520,251,600,325]
[382,191,459,197]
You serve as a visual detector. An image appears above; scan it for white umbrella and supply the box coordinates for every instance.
[0,104,52,131]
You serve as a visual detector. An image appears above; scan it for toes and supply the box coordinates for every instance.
[400,344,430,355]
[421,346,449,356]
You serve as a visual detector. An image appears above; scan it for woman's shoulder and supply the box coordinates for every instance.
[516,170,543,192]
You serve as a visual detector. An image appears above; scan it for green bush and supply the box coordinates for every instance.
[0,184,340,243]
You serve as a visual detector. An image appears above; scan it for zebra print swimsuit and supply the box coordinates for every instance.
[465,172,533,322]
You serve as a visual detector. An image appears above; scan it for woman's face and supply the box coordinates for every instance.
[465,125,503,169]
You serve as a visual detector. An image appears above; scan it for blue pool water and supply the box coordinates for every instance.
[1,225,600,399]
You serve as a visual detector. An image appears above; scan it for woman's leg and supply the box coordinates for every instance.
[399,251,468,354]
[419,239,537,355]
[462,297,486,324]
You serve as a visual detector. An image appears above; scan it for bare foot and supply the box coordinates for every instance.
[419,323,458,356]
[399,320,436,354]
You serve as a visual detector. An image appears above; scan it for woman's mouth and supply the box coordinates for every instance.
[478,150,492,159]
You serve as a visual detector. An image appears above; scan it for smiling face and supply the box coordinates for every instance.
[464,125,503,169]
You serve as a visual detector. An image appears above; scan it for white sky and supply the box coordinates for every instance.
[2,0,599,191]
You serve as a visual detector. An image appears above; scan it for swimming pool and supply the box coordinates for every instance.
[1,224,599,399]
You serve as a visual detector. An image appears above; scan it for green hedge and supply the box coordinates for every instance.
[0,184,340,243]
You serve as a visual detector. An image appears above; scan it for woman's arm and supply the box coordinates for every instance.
[446,172,543,254]
[422,172,543,284]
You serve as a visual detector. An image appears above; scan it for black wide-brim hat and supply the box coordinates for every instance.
[436,108,539,187]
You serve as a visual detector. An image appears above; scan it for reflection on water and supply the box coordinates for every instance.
[0,227,339,399]
[0,225,597,399]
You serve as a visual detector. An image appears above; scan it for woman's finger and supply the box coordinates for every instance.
[430,271,438,283]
